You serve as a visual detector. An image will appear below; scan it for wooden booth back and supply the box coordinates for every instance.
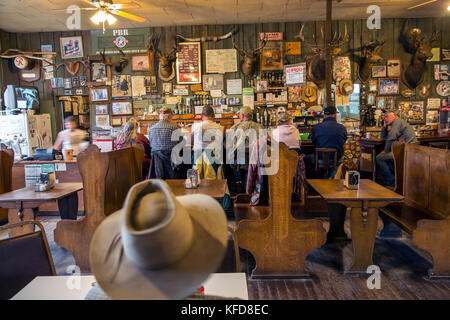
[54,145,144,272]
[403,144,449,219]
[0,149,14,222]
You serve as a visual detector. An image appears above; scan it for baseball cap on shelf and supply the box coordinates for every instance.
[323,107,337,115]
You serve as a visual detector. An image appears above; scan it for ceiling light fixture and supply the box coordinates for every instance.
[90,9,117,33]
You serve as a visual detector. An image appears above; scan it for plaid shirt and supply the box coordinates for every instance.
[149,120,179,151]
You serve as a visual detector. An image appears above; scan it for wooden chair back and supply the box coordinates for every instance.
[315,148,338,171]
[235,143,327,278]
[391,143,405,195]
[0,148,14,222]
[0,220,56,299]
[54,145,144,272]
[403,144,449,219]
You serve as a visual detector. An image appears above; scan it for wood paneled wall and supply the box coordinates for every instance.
[1,18,449,140]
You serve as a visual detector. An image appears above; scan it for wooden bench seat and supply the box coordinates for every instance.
[379,144,449,279]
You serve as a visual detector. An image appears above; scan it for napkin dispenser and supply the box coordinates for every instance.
[344,171,360,190]
[35,172,55,192]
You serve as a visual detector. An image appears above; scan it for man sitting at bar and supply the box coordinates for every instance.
[305,106,347,179]
[376,110,417,188]
[148,106,178,179]
[228,106,262,193]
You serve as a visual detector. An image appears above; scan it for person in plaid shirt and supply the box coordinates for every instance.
[148,106,179,179]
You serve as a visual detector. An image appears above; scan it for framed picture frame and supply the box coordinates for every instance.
[378,78,399,95]
[260,41,284,71]
[376,97,385,109]
[387,58,401,78]
[60,36,84,59]
[369,79,377,92]
[131,76,147,97]
[95,115,110,127]
[95,103,108,115]
[367,93,376,105]
[176,42,202,84]
[372,65,386,78]
[131,55,150,72]
[88,57,111,83]
[111,117,123,127]
[111,100,133,116]
[385,96,396,109]
[112,75,132,99]
[89,87,109,102]
[397,100,425,124]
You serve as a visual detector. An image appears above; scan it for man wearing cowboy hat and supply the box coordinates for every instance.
[89,179,229,300]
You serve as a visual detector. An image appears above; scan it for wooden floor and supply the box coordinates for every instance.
[3,216,449,300]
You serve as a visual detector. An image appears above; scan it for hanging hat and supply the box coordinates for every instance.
[339,79,354,96]
[89,179,228,300]
[300,83,318,103]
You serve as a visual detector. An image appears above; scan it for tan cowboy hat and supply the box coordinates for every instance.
[300,83,318,103]
[89,179,228,300]
[339,79,354,96]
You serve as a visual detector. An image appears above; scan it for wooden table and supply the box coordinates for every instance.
[11,273,248,300]
[306,179,404,275]
[0,182,83,236]
[166,179,228,199]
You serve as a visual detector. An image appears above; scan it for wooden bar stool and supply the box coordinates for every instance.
[314,148,338,179]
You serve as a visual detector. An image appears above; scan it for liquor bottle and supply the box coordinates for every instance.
[264,109,268,127]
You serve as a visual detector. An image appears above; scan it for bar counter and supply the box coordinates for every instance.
[12,160,84,215]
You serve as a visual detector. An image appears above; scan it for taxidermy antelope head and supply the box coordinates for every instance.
[113,45,128,73]
[357,40,384,83]
[147,32,161,75]
[156,46,177,81]
[400,20,439,90]
[295,23,349,88]
[232,36,267,78]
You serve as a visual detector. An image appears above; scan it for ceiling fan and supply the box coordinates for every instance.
[407,0,440,10]
[54,0,146,31]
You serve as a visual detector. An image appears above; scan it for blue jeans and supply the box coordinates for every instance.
[376,152,395,186]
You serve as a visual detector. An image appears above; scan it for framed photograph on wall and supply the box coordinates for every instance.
[378,78,399,95]
[112,75,132,99]
[367,93,376,105]
[95,115,110,127]
[89,87,109,102]
[369,79,378,92]
[111,117,123,127]
[89,57,110,83]
[372,65,386,78]
[111,100,133,115]
[60,36,84,59]
[387,58,401,78]
[95,103,108,115]
[376,97,385,109]
[131,55,150,72]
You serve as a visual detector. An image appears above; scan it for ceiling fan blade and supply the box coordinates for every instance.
[52,7,98,11]
[110,9,146,23]
[108,3,140,10]
[407,0,438,10]
[80,0,99,7]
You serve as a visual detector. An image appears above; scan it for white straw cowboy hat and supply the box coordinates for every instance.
[89,179,228,300]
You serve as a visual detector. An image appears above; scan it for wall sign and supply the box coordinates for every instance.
[285,42,301,55]
[173,85,189,96]
[442,49,450,61]
[259,32,283,41]
[205,49,237,74]
[284,63,306,87]
[176,42,201,84]
[260,41,283,71]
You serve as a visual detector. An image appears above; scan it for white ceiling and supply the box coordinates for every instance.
[0,0,448,33]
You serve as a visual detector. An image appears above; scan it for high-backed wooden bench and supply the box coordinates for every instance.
[234,143,327,278]
[0,148,14,222]
[380,144,449,279]
[54,145,144,272]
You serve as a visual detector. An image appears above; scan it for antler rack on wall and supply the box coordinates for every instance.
[0,49,57,64]
[176,27,236,42]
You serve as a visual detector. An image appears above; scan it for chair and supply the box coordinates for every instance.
[314,148,338,179]
[0,220,56,300]
[0,148,14,223]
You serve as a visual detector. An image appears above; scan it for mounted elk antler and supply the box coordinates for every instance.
[400,20,439,90]
[147,32,161,75]
[156,45,177,81]
[113,45,128,73]
[0,49,56,68]
[295,23,349,88]
[233,35,267,78]
[176,27,236,42]
[357,40,385,83]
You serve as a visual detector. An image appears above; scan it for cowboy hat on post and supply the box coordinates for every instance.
[89,179,228,300]
[300,82,318,103]
[338,79,354,96]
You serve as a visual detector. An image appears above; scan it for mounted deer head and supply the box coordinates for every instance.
[295,23,349,88]
[147,32,161,75]
[357,40,384,83]
[400,20,439,90]
[232,36,267,78]
[156,45,177,81]
[113,45,128,73]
